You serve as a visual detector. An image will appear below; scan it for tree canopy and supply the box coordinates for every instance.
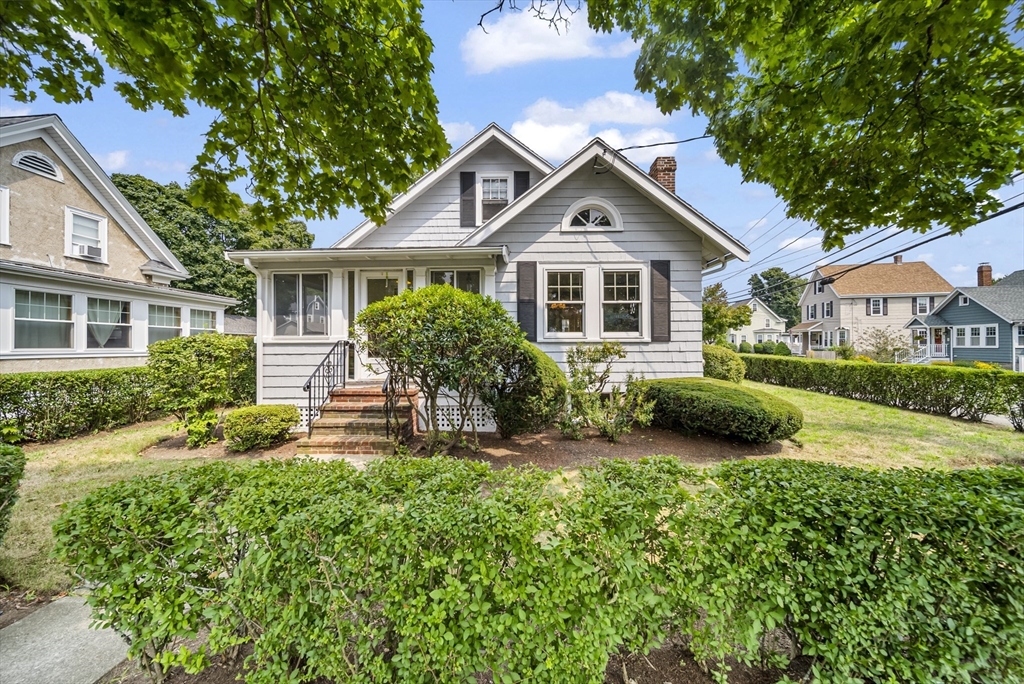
[587,0,1024,247]
[748,267,806,327]
[112,174,313,316]
[703,283,751,344]
[3,0,448,226]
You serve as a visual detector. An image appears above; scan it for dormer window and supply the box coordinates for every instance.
[561,197,623,232]
[13,150,63,182]
[65,207,107,261]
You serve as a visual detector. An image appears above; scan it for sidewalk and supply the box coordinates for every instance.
[0,595,127,684]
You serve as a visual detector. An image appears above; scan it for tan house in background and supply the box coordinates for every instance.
[0,114,236,372]
[727,297,789,348]
[789,256,952,352]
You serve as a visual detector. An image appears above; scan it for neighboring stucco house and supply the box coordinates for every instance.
[727,297,788,347]
[788,256,952,353]
[904,265,1024,370]
[0,115,236,373]
[226,124,750,429]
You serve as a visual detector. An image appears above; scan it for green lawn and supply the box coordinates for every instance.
[747,381,1023,469]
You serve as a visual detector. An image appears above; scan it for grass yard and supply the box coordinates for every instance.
[746,381,1023,469]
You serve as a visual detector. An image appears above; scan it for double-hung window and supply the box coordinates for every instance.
[870,298,883,316]
[430,270,481,294]
[955,327,967,347]
[602,270,641,335]
[87,298,131,348]
[985,325,998,347]
[65,207,106,260]
[481,178,508,221]
[1017,325,1024,348]
[190,309,216,335]
[546,271,584,335]
[809,304,817,320]
[815,281,825,294]
[824,302,833,318]
[955,325,998,348]
[765,318,771,328]
[970,327,982,346]
[274,273,328,336]
[148,305,181,343]
[915,297,929,315]
[14,289,73,349]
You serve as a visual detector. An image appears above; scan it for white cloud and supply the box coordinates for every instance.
[461,7,637,75]
[442,121,477,146]
[994,272,1005,280]
[3,105,31,117]
[989,189,1001,200]
[950,264,969,273]
[69,30,96,53]
[522,92,667,127]
[746,218,767,231]
[780,236,822,251]
[96,150,129,171]
[914,252,934,261]
[702,148,721,162]
[144,159,189,174]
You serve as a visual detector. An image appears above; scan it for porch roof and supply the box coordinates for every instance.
[787,321,821,333]
[226,245,509,267]
[904,313,950,329]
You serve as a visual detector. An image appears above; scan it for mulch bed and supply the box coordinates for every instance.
[412,426,786,471]
[0,589,63,630]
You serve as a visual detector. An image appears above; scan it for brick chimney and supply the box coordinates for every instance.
[893,255,903,265]
[978,263,992,287]
[649,157,677,194]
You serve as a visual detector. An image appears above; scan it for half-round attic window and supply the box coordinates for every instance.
[561,196,623,232]
[12,150,63,182]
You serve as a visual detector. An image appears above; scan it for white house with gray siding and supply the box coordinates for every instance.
[226,124,750,429]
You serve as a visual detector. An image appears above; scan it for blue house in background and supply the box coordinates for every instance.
[905,265,1024,371]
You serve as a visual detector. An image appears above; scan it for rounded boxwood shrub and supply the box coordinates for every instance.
[224,404,300,452]
[702,344,745,383]
[0,444,27,547]
[774,341,792,356]
[648,377,803,443]
[482,341,567,438]
[738,341,753,354]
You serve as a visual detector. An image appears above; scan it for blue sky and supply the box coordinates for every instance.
[2,1,1022,294]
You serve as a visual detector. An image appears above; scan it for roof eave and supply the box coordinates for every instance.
[226,245,510,265]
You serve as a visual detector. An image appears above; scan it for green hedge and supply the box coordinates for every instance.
[702,344,745,383]
[647,377,803,443]
[224,404,300,452]
[53,458,1024,683]
[741,354,1024,425]
[0,444,27,547]
[0,367,156,441]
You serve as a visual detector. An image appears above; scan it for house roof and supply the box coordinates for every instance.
[816,261,952,296]
[935,269,1024,324]
[226,244,509,266]
[0,114,189,280]
[459,138,749,265]
[223,314,257,335]
[905,313,950,328]
[787,320,822,333]
[334,123,554,248]
[735,296,786,323]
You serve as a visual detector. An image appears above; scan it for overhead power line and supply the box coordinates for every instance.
[615,135,712,152]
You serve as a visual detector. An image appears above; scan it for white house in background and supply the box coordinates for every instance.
[727,297,788,347]
[0,115,237,373]
[226,124,750,429]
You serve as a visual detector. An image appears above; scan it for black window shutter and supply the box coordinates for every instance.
[865,299,871,316]
[514,171,530,199]
[460,171,476,227]
[651,260,671,342]
[517,261,537,342]
[929,296,935,311]
[882,298,889,316]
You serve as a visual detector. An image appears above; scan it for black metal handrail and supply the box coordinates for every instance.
[382,370,409,440]
[302,340,350,436]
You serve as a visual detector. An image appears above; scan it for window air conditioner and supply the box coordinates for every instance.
[74,244,103,259]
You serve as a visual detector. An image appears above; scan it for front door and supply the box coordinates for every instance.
[932,328,945,358]
[356,272,404,379]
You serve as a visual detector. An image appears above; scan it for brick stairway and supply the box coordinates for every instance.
[296,382,416,458]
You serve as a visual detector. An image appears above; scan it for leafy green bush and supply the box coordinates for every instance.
[721,341,739,352]
[773,341,792,356]
[702,343,745,383]
[738,341,753,353]
[676,460,1024,682]
[752,342,766,354]
[147,333,255,447]
[0,367,156,442]
[356,285,524,454]
[1003,377,1024,432]
[0,444,27,548]
[647,377,803,443]
[481,342,567,438]
[224,404,300,451]
[829,343,856,360]
[559,342,654,442]
[741,354,1021,422]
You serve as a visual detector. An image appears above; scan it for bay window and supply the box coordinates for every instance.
[14,289,73,349]
[87,298,131,348]
[602,270,641,335]
[273,273,328,337]
[190,309,216,335]
[148,305,181,343]
[546,271,584,335]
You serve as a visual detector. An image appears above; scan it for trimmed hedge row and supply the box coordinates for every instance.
[742,354,1024,426]
[648,377,803,443]
[0,444,27,547]
[53,457,1024,683]
[0,367,156,441]
[224,404,300,452]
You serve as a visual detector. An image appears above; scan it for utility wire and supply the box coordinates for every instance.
[615,135,712,151]
[737,199,783,242]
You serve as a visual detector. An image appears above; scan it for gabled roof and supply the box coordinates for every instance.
[787,320,821,333]
[334,123,554,248]
[735,296,787,323]
[933,269,1024,324]
[816,262,952,296]
[458,138,749,265]
[0,114,189,279]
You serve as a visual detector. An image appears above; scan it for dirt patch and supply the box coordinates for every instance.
[141,432,299,461]
[410,427,786,471]
[0,589,63,630]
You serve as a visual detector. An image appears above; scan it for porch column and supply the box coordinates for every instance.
[330,268,345,338]
[483,264,497,298]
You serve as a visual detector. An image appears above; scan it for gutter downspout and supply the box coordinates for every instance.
[701,253,736,277]
[238,256,264,404]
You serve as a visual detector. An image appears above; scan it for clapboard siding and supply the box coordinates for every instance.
[261,341,339,419]
[355,142,537,248]
[485,164,705,380]
[937,299,1014,367]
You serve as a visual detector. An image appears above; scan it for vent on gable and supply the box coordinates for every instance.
[12,150,63,182]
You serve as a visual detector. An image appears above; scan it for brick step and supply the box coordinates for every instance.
[311,416,412,437]
[319,401,389,416]
[295,434,396,457]
[329,384,419,399]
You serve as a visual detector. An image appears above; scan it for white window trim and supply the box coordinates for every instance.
[870,298,883,316]
[915,297,930,315]
[560,196,624,233]
[64,206,108,263]
[12,150,64,182]
[148,304,184,343]
[189,308,217,335]
[539,263,648,342]
[959,296,970,306]
[478,174,511,225]
[0,185,9,245]
[953,325,999,348]
[12,287,75,351]
[1015,324,1024,348]
[270,271,332,340]
[824,302,833,318]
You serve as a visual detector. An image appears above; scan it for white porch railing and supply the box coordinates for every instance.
[895,344,947,364]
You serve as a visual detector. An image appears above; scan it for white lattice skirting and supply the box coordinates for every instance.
[417,397,497,433]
